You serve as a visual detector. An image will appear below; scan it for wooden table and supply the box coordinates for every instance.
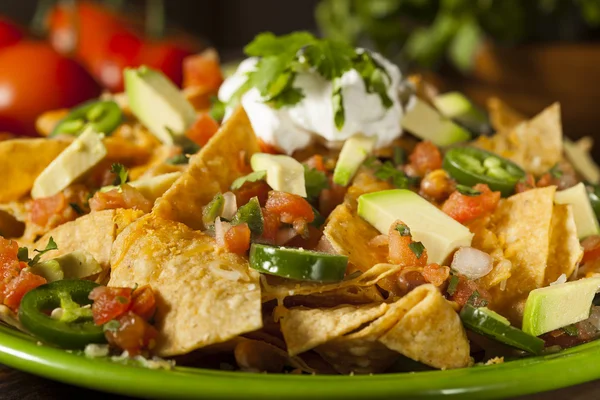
[1,363,599,399]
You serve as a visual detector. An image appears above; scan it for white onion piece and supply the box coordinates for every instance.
[550,273,567,286]
[275,228,298,245]
[214,217,231,248]
[451,247,493,280]
[221,192,238,220]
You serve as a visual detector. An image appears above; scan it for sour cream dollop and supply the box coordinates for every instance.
[218,52,404,155]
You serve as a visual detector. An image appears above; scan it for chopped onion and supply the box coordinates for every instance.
[221,192,238,220]
[275,228,298,245]
[451,247,493,280]
[550,274,567,286]
[214,217,231,248]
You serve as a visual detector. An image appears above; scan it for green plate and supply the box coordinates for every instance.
[1,322,600,399]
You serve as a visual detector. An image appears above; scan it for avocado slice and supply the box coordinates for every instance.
[333,135,376,187]
[250,153,306,197]
[522,276,600,337]
[30,250,102,282]
[27,260,64,282]
[555,182,600,239]
[564,138,600,185]
[31,127,107,199]
[433,92,491,135]
[357,189,474,264]
[401,98,471,146]
[125,66,197,145]
[130,172,182,202]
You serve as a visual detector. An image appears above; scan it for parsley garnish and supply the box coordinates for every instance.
[18,237,58,266]
[549,163,563,178]
[395,223,411,236]
[562,324,579,337]
[69,203,84,215]
[230,170,267,191]
[456,184,481,196]
[304,165,330,201]
[364,158,414,189]
[392,146,406,166]
[467,290,489,308]
[110,163,128,186]
[447,275,460,296]
[166,154,189,165]
[408,241,425,259]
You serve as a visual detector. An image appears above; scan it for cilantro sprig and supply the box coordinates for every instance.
[110,163,129,186]
[364,156,416,189]
[304,165,330,201]
[18,237,58,266]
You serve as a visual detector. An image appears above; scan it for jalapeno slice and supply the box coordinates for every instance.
[443,147,526,196]
[50,100,122,137]
[18,280,106,349]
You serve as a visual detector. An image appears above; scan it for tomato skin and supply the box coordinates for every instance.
[442,184,501,224]
[89,286,133,325]
[105,311,158,356]
[422,263,450,287]
[225,223,251,255]
[89,185,152,214]
[260,208,281,244]
[388,220,428,266]
[408,141,442,177]
[183,49,223,91]
[130,285,157,321]
[233,181,270,207]
[186,112,220,147]
[0,18,23,50]
[265,191,315,224]
[3,272,47,311]
[448,275,492,308]
[0,41,101,136]
[29,193,67,227]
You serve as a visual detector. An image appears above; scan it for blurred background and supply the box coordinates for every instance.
[1,0,600,155]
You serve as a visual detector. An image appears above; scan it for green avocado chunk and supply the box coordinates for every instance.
[250,153,306,197]
[30,251,102,282]
[522,277,600,337]
[433,92,491,135]
[333,135,376,187]
[555,182,600,239]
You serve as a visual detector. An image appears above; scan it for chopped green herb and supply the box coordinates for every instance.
[230,170,267,191]
[311,206,326,228]
[392,146,406,166]
[69,203,85,215]
[110,163,128,186]
[367,160,413,189]
[562,324,579,337]
[304,165,330,201]
[20,237,59,266]
[549,163,563,178]
[408,241,425,259]
[181,141,201,156]
[395,223,411,237]
[17,247,29,263]
[467,290,489,308]
[456,184,482,196]
[166,154,189,165]
[103,320,121,333]
[447,275,460,296]
[209,96,226,122]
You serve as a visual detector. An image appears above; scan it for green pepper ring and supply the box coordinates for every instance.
[18,280,106,349]
[50,100,122,137]
[443,147,526,197]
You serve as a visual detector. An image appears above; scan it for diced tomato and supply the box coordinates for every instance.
[3,271,46,310]
[582,235,600,264]
[233,181,271,207]
[515,174,536,193]
[442,184,501,224]
[89,184,152,213]
[408,141,442,177]
[448,275,492,308]
[260,208,281,244]
[422,263,450,287]
[130,285,157,321]
[305,155,326,172]
[89,286,133,325]
[182,49,223,92]
[105,311,158,356]
[225,223,251,255]
[265,191,315,224]
[29,193,67,227]
[185,112,220,147]
[388,220,428,267]
[258,139,281,155]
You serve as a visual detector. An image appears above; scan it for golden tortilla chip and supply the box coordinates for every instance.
[284,285,384,308]
[154,106,260,229]
[545,203,582,284]
[487,97,526,132]
[0,139,70,203]
[476,103,562,175]
[379,285,471,369]
[109,214,262,357]
[280,303,389,356]
[469,216,513,290]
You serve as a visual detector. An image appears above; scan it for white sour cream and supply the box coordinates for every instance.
[218,52,403,155]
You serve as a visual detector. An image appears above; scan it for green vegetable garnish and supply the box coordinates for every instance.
[230,170,267,191]
[395,223,411,236]
[202,193,225,226]
[408,241,425,259]
[231,197,264,237]
[18,237,59,266]
[110,163,129,186]
[456,184,482,197]
[304,165,329,201]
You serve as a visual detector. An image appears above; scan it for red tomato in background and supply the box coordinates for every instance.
[0,42,101,136]
[0,17,23,50]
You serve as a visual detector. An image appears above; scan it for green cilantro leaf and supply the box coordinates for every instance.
[244,31,316,57]
[395,223,411,236]
[304,165,330,201]
[166,154,189,165]
[209,96,226,122]
[268,86,304,109]
[331,78,345,130]
[354,50,393,110]
[447,275,460,296]
[467,290,489,308]
[408,241,425,259]
[549,163,563,178]
[230,170,267,191]
[311,206,326,228]
[366,159,414,189]
[562,324,579,337]
[22,236,59,266]
[392,146,406,166]
[110,163,128,186]
[301,40,356,80]
[17,247,29,263]
[456,184,482,196]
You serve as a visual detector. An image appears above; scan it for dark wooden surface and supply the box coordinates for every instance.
[1,363,600,400]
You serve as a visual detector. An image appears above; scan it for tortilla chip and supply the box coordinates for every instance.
[344,171,394,210]
[476,103,562,175]
[324,203,388,272]
[108,214,262,356]
[0,139,70,203]
[469,216,513,290]
[487,97,526,132]
[261,263,403,303]
[284,285,384,308]
[545,203,582,284]
[154,106,260,229]
[280,303,389,356]
[379,285,471,369]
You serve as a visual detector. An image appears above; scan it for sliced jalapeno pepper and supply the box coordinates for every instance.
[588,185,600,222]
[50,100,122,137]
[18,280,106,349]
[443,147,526,196]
